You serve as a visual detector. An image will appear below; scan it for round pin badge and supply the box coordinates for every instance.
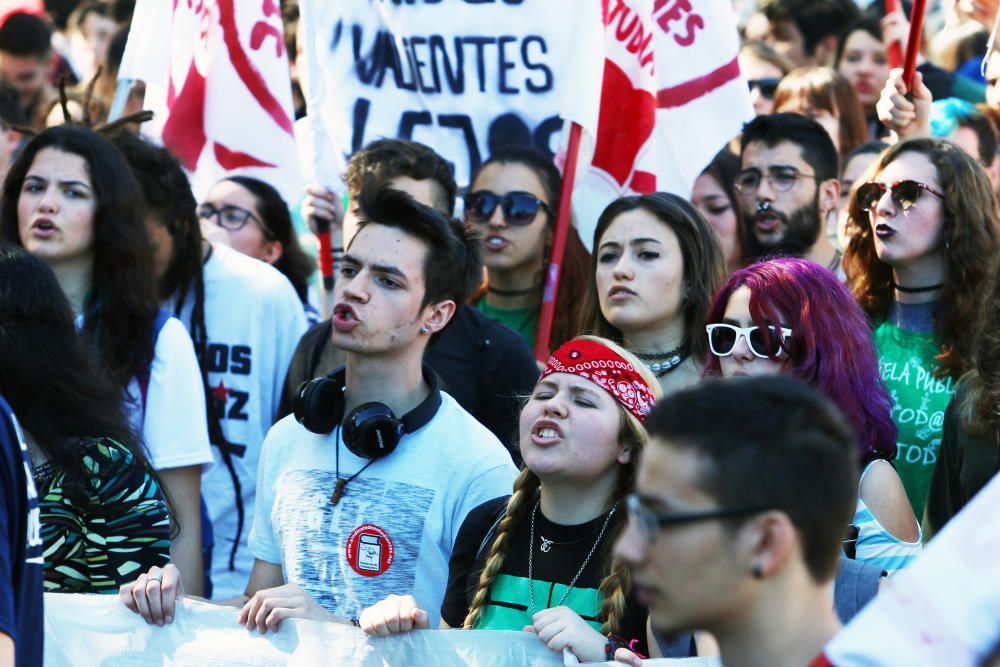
[346,523,395,577]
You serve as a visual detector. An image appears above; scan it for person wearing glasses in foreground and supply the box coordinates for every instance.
[613,376,859,667]
[465,145,590,352]
[704,257,919,575]
[736,113,844,277]
[358,337,669,663]
[198,176,317,324]
[845,138,1000,521]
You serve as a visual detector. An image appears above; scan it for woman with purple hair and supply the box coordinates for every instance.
[704,257,920,574]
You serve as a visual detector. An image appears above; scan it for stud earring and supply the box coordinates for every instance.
[750,564,764,579]
[420,326,430,334]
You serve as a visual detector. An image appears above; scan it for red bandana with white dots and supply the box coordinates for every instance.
[540,339,656,423]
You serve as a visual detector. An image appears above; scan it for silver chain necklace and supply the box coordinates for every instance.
[527,499,617,616]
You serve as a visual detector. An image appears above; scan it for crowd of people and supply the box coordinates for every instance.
[2,1,1000,666]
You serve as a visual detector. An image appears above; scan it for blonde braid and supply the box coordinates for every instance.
[597,515,632,636]
[462,468,540,629]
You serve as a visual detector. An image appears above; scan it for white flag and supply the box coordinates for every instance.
[118,0,301,205]
[559,0,754,247]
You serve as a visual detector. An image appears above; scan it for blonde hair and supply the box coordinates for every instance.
[463,336,661,635]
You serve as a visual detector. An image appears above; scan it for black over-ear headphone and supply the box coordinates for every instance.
[293,366,442,460]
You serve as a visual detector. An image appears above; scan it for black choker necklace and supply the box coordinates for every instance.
[487,284,537,297]
[891,281,943,294]
[633,344,690,377]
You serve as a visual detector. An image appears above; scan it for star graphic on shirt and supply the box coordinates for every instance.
[212,380,231,402]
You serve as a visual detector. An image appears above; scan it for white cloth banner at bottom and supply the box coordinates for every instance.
[44,593,721,666]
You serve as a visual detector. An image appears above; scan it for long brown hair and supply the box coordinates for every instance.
[962,259,1000,439]
[844,138,1000,380]
[577,193,725,363]
[774,66,868,157]
[462,337,661,635]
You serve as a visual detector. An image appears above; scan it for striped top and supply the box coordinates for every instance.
[854,460,922,575]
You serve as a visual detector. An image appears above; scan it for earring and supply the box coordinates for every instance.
[420,326,430,335]
[750,564,764,579]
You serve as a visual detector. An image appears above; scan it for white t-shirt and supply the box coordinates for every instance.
[249,392,518,625]
[123,316,213,472]
[166,243,307,598]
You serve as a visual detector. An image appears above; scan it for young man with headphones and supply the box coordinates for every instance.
[120,187,518,631]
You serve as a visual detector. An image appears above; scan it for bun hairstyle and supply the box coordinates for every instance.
[463,336,661,635]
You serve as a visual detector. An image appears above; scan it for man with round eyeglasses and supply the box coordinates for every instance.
[613,376,858,667]
[737,113,844,278]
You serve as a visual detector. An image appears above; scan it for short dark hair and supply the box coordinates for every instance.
[0,12,52,59]
[760,0,859,57]
[345,139,457,215]
[354,186,482,313]
[644,375,859,583]
[957,111,998,168]
[740,112,839,182]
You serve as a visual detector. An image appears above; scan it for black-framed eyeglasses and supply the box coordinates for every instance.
[463,190,550,226]
[747,77,780,99]
[854,180,944,212]
[734,166,818,194]
[625,494,771,543]
[197,202,273,238]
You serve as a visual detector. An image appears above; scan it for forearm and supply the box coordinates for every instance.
[169,531,204,597]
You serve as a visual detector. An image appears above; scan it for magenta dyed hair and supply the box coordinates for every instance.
[703,257,897,465]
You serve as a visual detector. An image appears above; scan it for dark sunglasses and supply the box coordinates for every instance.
[855,180,944,212]
[463,190,550,226]
[747,78,780,99]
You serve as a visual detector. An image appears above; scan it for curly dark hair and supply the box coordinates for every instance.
[844,138,1000,380]
[0,124,158,388]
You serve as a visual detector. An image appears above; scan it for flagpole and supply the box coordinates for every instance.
[902,0,927,90]
[534,121,583,362]
[885,0,903,69]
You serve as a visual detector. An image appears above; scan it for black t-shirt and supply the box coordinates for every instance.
[278,306,538,463]
[0,396,43,667]
[441,497,648,655]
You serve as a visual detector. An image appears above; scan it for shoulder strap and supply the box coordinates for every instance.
[137,310,173,420]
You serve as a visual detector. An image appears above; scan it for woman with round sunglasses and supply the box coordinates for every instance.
[845,138,1000,521]
[199,176,318,323]
[357,337,667,662]
[0,124,211,594]
[705,257,920,574]
[464,145,590,352]
[579,192,724,395]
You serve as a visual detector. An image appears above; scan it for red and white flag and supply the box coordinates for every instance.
[118,0,301,205]
[560,0,753,246]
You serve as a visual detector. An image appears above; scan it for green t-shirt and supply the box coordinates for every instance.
[475,299,539,351]
[875,321,956,518]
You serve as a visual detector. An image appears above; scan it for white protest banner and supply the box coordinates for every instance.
[558,0,754,246]
[297,0,575,192]
[118,0,302,206]
[824,472,1000,666]
[43,593,722,666]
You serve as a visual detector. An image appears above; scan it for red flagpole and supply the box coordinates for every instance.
[902,0,927,91]
[885,0,903,70]
[534,121,583,362]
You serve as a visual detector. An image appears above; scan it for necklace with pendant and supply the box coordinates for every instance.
[528,499,617,615]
